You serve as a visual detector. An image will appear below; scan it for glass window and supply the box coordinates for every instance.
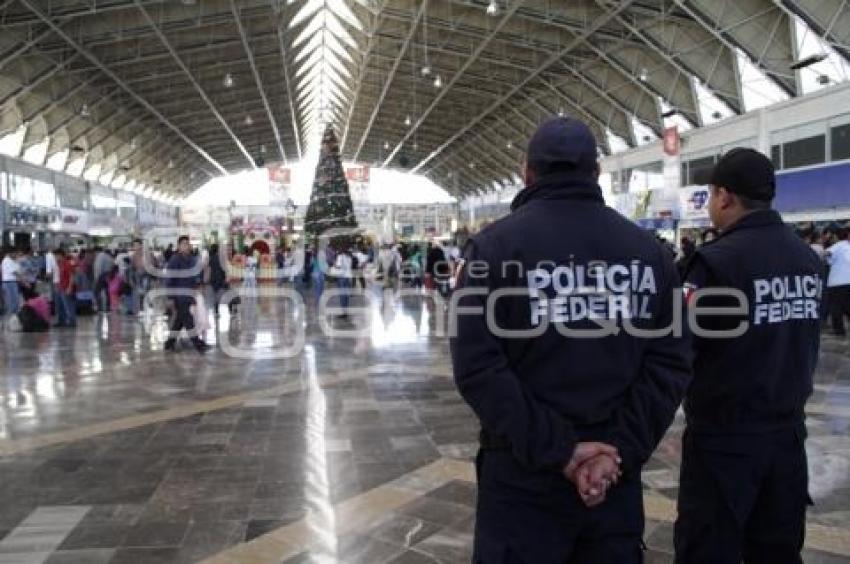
[782,135,825,169]
[771,145,782,169]
[6,174,55,206]
[58,187,88,210]
[117,190,137,221]
[90,184,117,215]
[686,156,717,185]
[625,161,664,191]
[831,124,850,162]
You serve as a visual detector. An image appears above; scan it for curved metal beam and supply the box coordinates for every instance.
[383,0,525,167]
[352,0,428,162]
[411,1,634,174]
[15,0,228,175]
[232,0,286,164]
[134,1,255,169]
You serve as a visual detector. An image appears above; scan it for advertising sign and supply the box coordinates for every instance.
[345,164,370,204]
[679,185,711,220]
[268,164,291,207]
[345,165,370,183]
[663,126,680,156]
[57,208,89,233]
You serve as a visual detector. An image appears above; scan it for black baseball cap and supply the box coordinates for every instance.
[696,147,776,201]
[527,117,598,175]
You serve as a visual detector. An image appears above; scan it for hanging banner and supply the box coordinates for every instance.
[345,164,370,204]
[268,164,292,207]
[663,126,680,156]
[345,164,370,183]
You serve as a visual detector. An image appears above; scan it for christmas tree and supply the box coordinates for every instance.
[304,125,359,247]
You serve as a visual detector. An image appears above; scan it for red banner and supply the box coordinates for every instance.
[663,126,680,156]
[345,165,370,183]
[268,165,291,184]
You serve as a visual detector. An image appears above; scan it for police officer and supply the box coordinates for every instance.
[450,117,693,563]
[674,148,822,563]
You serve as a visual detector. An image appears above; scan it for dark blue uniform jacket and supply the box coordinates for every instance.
[683,209,822,435]
[450,172,693,475]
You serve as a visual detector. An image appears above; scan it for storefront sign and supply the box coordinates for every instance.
[56,208,89,233]
[5,204,58,228]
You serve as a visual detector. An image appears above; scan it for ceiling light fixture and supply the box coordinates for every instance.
[223,72,234,88]
[506,141,513,149]
[244,115,253,126]
[79,103,90,117]
[384,141,390,150]
[421,65,431,77]
[486,0,499,16]
[433,74,443,89]
[639,68,648,82]
[405,115,412,127]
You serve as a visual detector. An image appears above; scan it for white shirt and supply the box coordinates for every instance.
[827,240,850,287]
[45,252,60,284]
[244,256,258,279]
[334,253,353,278]
[2,256,20,282]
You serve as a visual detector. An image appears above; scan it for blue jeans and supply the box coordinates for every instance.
[338,277,352,310]
[56,292,76,326]
[3,281,20,316]
[313,272,324,306]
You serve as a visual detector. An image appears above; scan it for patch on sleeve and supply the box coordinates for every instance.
[683,282,699,304]
[450,258,467,290]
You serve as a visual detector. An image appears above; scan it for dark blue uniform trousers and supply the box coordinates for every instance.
[674,427,810,563]
[473,450,645,563]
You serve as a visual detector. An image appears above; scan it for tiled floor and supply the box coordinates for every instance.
[1,288,849,563]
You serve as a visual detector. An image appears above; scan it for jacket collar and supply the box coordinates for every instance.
[510,171,604,212]
[718,209,783,239]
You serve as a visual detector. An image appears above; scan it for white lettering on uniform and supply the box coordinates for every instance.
[752,274,821,325]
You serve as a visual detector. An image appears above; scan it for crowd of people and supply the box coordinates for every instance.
[3,225,849,340]
[1,240,157,331]
[0,234,470,343]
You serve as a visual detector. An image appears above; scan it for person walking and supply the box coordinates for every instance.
[312,246,326,307]
[45,247,60,317]
[92,247,114,312]
[451,117,692,563]
[243,248,258,292]
[2,248,24,324]
[675,148,823,562]
[208,244,228,317]
[332,247,354,318]
[55,249,77,328]
[826,228,850,336]
[163,236,208,353]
